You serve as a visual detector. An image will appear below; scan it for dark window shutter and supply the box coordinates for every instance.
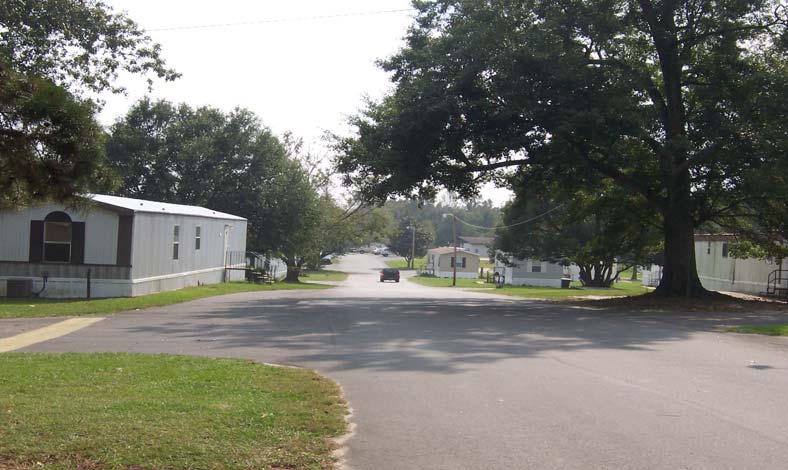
[116,216,133,266]
[71,222,86,265]
[29,221,44,262]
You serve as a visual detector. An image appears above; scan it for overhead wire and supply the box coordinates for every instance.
[448,204,564,232]
[147,8,417,32]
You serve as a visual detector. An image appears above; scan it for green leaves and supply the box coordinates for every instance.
[0,60,117,209]
[106,99,304,258]
[387,219,435,267]
[336,0,788,295]
[0,0,178,95]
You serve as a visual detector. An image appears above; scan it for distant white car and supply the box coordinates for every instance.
[373,248,381,255]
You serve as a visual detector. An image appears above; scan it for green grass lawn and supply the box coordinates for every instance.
[407,276,497,288]
[480,260,495,270]
[300,269,349,282]
[385,256,427,270]
[0,281,331,319]
[0,353,347,470]
[616,266,641,281]
[727,324,788,336]
[408,276,649,299]
[387,256,494,271]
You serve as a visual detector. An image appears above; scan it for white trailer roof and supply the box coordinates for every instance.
[90,194,246,221]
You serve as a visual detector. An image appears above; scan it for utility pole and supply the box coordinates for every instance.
[442,212,458,286]
[410,223,416,270]
[451,213,457,286]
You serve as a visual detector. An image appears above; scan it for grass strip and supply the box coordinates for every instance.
[408,276,648,299]
[727,324,788,336]
[385,256,427,270]
[0,353,347,470]
[300,269,349,282]
[0,281,331,319]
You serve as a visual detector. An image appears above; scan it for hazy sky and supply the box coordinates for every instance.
[100,0,512,205]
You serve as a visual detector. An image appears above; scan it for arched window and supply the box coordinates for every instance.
[43,211,72,263]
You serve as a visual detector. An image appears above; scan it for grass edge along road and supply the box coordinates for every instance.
[728,324,788,336]
[0,279,334,320]
[0,353,348,470]
[408,275,649,299]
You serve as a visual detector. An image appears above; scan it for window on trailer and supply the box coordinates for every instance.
[195,226,201,250]
[173,225,180,260]
[44,220,71,262]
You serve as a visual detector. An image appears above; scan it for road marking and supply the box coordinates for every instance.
[0,317,105,353]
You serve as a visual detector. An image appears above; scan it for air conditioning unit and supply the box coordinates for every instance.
[6,279,33,298]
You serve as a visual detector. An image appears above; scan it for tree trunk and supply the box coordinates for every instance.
[654,171,707,297]
[630,265,638,281]
[577,262,615,287]
[284,257,301,283]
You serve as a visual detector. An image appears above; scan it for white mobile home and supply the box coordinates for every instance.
[695,234,786,295]
[0,195,247,298]
[494,256,565,288]
[424,247,481,279]
[459,236,495,262]
[638,235,787,295]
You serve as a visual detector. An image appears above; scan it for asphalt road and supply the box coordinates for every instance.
[7,254,788,469]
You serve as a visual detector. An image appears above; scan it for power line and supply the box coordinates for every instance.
[449,204,564,231]
[147,8,417,32]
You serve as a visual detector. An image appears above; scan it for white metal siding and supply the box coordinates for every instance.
[0,203,118,264]
[435,252,480,273]
[695,240,782,294]
[494,257,564,286]
[130,213,247,281]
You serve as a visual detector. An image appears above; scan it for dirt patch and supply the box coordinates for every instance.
[569,291,788,313]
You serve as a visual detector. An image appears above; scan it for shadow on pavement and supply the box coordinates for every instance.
[119,296,788,374]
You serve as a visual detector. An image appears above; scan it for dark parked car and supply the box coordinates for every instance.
[380,268,400,283]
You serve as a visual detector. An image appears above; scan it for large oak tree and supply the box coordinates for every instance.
[335,0,788,296]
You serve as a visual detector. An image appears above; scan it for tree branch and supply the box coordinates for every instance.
[574,142,664,210]
[586,58,669,128]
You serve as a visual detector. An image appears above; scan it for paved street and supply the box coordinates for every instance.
[4,254,788,470]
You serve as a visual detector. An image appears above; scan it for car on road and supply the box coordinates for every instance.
[380,268,400,283]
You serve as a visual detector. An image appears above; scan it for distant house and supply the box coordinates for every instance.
[641,264,663,288]
[494,256,564,288]
[425,247,481,279]
[0,195,247,298]
[459,236,495,261]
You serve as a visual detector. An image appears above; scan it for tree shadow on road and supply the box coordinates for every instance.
[119,297,788,374]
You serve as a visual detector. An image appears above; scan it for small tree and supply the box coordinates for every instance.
[387,219,435,269]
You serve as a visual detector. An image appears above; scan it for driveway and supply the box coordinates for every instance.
[6,254,788,469]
